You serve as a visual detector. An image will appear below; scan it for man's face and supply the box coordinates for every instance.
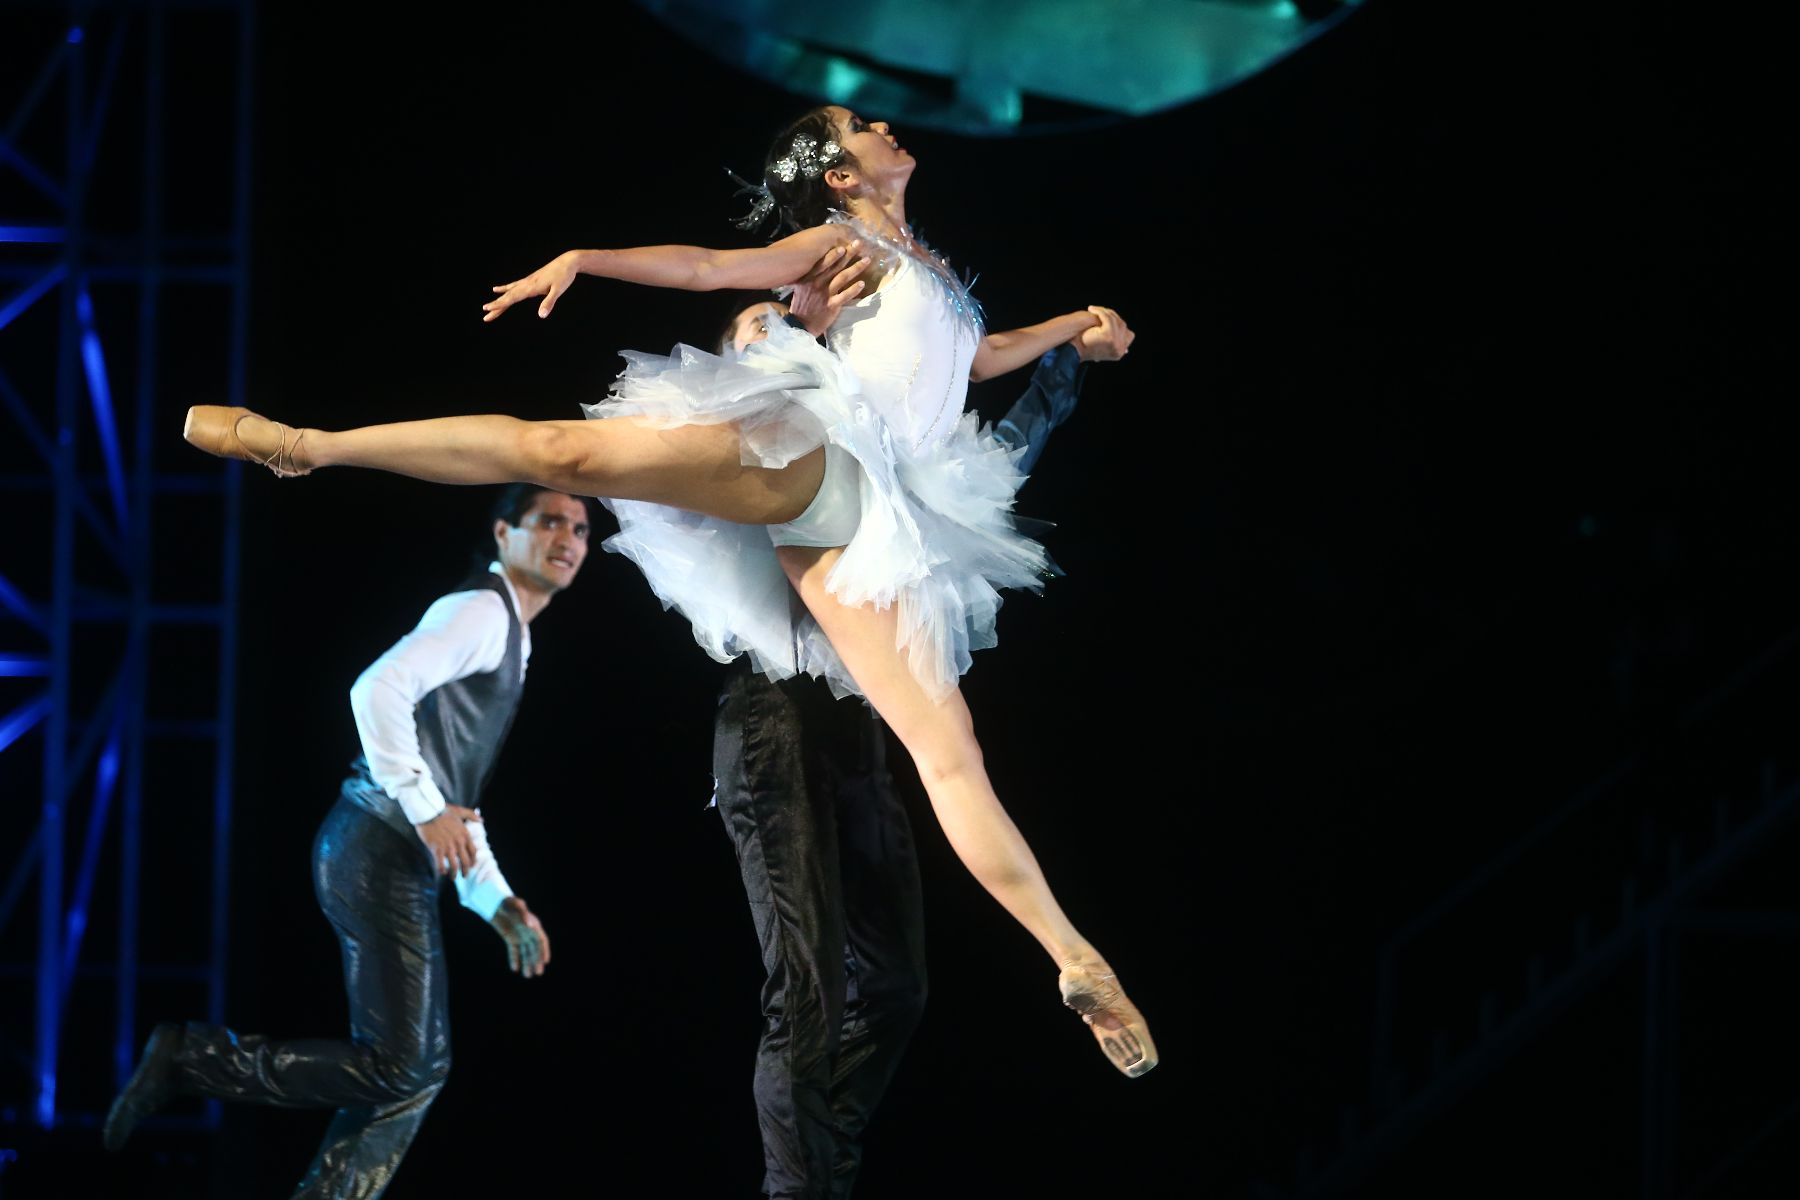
[495,492,590,594]
[728,301,789,355]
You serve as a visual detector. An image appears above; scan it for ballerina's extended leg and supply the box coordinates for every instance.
[182,404,824,526]
[776,544,1157,1078]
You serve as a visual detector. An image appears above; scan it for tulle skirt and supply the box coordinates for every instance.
[582,320,1049,701]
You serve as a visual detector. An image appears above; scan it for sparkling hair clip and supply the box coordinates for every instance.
[770,134,842,184]
[726,131,844,232]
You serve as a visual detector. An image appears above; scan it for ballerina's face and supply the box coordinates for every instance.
[825,106,914,190]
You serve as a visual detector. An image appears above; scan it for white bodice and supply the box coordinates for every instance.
[825,225,982,450]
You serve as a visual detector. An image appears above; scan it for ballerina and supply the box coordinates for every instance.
[185,104,1156,1077]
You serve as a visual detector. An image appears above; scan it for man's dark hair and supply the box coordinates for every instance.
[715,291,781,356]
[489,483,592,529]
[473,485,595,569]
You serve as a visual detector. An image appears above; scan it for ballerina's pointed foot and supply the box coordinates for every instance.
[1060,961,1158,1078]
[183,405,313,477]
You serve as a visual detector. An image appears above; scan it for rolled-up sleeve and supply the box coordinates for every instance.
[452,817,517,920]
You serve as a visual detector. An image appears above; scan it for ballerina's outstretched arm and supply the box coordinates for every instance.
[968,305,1136,382]
[484,228,1126,391]
[481,225,852,322]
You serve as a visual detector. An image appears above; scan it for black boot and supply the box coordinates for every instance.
[103,1023,186,1151]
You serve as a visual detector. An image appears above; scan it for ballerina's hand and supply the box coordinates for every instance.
[482,252,579,322]
[1072,306,1135,362]
[789,241,872,338]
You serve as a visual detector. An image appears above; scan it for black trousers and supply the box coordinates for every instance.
[714,659,930,1200]
[173,799,450,1200]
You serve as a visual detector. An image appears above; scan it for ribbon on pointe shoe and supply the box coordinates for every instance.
[183,405,312,477]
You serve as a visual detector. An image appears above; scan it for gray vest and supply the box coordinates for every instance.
[340,572,525,847]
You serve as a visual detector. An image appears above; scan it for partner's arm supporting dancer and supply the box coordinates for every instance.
[103,490,582,1196]
[185,104,1155,1077]
[715,271,1133,1196]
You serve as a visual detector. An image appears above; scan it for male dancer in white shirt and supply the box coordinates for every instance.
[103,485,589,1199]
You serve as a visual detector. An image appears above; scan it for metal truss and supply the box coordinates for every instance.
[0,0,252,1131]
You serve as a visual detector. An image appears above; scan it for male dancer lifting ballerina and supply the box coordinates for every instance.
[713,246,1134,1198]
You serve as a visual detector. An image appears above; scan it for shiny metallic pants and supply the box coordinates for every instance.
[714,661,930,1200]
[175,800,449,1200]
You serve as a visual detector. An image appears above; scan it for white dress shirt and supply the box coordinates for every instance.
[348,563,531,920]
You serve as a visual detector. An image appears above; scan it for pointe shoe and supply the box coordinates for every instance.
[103,1022,186,1151]
[183,405,312,477]
[1060,961,1158,1078]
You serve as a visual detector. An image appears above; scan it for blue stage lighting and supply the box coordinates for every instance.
[76,288,129,529]
[0,695,51,753]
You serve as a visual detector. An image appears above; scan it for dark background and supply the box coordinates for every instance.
[5,1,1796,1196]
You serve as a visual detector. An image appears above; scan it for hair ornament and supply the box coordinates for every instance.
[771,134,842,184]
[727,169,778,231]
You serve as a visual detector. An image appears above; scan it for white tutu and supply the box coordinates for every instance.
[583,318,1049,701]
